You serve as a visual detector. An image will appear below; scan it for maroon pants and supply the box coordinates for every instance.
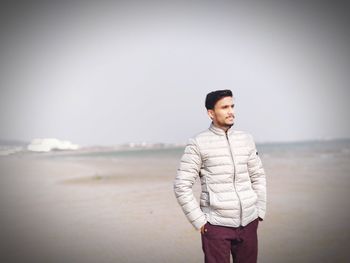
[201,218,259,263]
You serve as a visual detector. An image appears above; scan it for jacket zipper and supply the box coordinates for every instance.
[225,132,243,226]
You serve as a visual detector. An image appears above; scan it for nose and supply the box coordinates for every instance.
[229,107,234,116]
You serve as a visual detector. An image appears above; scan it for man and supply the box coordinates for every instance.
[173,90,266,263]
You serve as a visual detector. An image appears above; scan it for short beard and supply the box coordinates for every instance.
[224,123,234,128]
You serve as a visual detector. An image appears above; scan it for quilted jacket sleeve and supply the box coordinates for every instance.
[173,138,207,230]
[247,134,267,220]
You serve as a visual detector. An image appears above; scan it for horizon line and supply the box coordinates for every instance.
[1,136,350,148]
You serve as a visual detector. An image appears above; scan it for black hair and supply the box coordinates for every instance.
[205,89,233,110]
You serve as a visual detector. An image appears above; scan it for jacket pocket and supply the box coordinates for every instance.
[253,191,258,204]
[200,192,210,207]
[208,190,216,208]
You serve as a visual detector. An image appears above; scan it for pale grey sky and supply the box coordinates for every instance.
[1,1,349,146]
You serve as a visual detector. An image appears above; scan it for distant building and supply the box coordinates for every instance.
[0,146,24,156]
[27,138,79,152]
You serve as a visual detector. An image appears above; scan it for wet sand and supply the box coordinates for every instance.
[0,149,349,262]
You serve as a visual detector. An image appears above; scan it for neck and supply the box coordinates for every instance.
[212,122,231,133]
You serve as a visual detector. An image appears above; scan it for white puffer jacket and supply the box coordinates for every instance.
[174,123,266,230]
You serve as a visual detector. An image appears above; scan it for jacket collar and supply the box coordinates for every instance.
[209,122,234,136]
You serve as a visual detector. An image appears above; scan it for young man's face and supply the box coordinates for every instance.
[208,96,235,130]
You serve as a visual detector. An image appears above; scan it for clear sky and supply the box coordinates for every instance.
[0,1,349,146]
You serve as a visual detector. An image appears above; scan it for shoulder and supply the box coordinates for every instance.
[185,128,218,151]
[190,128,213,143]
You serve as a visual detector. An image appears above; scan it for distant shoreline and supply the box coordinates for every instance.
[1,137,350,158]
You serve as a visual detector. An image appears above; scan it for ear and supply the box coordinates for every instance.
[207,109,214,120]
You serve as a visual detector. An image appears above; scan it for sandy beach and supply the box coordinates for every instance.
[0,142,349,263]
